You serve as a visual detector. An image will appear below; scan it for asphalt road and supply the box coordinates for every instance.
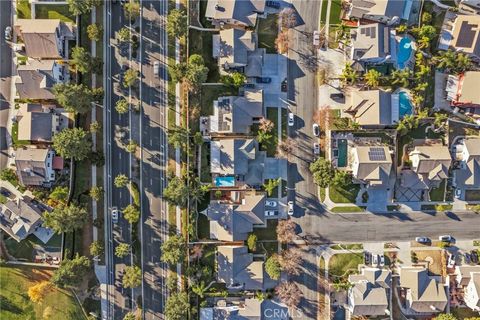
[104,2,134,319]
[0,0,12,170]
[138,0,169,319]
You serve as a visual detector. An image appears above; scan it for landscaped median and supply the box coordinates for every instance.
[420,204,453,212]
[330,206,366,213]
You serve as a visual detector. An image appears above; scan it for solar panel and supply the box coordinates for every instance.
[456,21,476,48]
[368,147,386,161]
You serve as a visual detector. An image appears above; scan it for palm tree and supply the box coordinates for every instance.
[264,178,280,196]
[414,82,428,93]
[191,281,208,298]
[417,36,430,49]
[190,178,209,205]
[340,63,359,85]
[416,65,430,79]
[435,49,456,71]
[434,113,448,128]
[364,69,382,88]
[455,53,472,73]
[390,69,411,88]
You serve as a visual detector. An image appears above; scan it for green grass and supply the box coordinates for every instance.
[281,108,288,140]
[0,265,85,320]
[200,143,212,183]
[329,184,360,203]
[319,187,326,202]
[73,161,91,202]
[188,29,219,83]
[261,107,279,157]
[35,4,75,23]
[4,234,63,261]
[257,14,278,54]
[321,0,328,23]
[255,241,278,257]
[330,206,366,213]
[330,243,363,250]
[16,0,31,19]
[328,253,363,280]
[252,220,278,241]
[0,194,7,204]
[11,122,30,148]
[197,213,210,240]
[199,0,212,28]
[421,204,453,211]
[429,180,446,201]
[465,190,480,201]
[451,307,480,319]
[199,85,237,117]
[328,0,342,25]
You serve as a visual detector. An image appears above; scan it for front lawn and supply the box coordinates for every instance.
[465,190,480,201]
[257,14,278,54]
[429,180,446,201]
[252,219,278,241]
[328,253,363,280]
[330,206,366,213]
[188,29,219,83]
[329,184,360,203]
[260,107,280,157]
[11,122,30,148]
[0,265,85,320]
[35,4,75,23]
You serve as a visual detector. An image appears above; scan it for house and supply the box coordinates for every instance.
[206,89,264,135]
[464,272,480,312]
[205,0,266,28]
[399,266,447,314]
[350,146,393,187]
[16,60,68,100]
[347,0,413,24]
[459,0,480,14]
[210,138,287,187]
[16,104,69,143]
[454,138,480,193]
[200,298,288,320]
[350,23,393,68]
[348,267,391,316]
[217,245,270,291]
[14,19,75,59]
[446,71,480,108]
[345,89,396,127]
[213,28,257,73]
[202,192,265,241]
[15,147,55,187]
[442,14,480,62]
[455,265,480,287]
[406,144,452,190]
[0,196,44,242]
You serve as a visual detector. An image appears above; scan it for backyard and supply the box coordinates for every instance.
[397,123,444,163]
[188,29,220,83]
[0,265,85,320]
[257,14,278,54]
[329,183,360,203]
[4,234,62,261]
[35,4,75,23]
[199,85,238,117]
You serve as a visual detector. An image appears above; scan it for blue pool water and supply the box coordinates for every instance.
[399,91,413,118]
[397,37,413,69]
[215,176,235,187]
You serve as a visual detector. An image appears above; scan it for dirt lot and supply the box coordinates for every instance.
[413,249,445,276]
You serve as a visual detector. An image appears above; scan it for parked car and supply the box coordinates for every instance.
[438,235,454,242]
[264,210,278,217]
[415,237,430,244]
[0,188,11,197]
[153,61,160,77]
[455,188,462,199]
[379,255,385,267]
[471,250,479,264]
[266,0,280,8]
[4,26,12,41]
[313,30,320,46]
[243,83,255,88]
[313,123,320,137]
[281,79,287,92]
[265,200,277,207]
[447,253,456,268]
[288,112,294,127]
[364,251,371,265]
[313,143,320,155]
[112,207,120,224]
[463,252,471,264]
[287,201,294,215]
[256,77,272,83]
[372,254,379,266]
[330,93,345,102]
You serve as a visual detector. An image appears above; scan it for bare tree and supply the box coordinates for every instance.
[276,219,296,243]
[279,8,297,28]
[279,248,302,275]
[259,118,275,133]
[276,137,295,159]
[275,281,303,307]
[314,105,333,132]
[275,31,289,54]
[190,244,203,260]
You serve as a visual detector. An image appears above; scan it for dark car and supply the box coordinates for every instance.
[0,188,11,197]
[364,251,371,265]
[330,92,345,102]
[281,79,287,92]
[256,77,272,84]
[243,83,255,88]
[471,250,479,264]
[266,0,281,8]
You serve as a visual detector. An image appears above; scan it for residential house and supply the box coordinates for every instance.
[454,138,480,194]
[441,14,480,62]
[205,0,266,28]
[15,147,55,187]
[203,192,265,241]
[15,19,75,59]
[206,89,263,136]
[399,266,447,314]
[459,0,480,14]
[446,71,480,108]
[210,138,287,187]
[350,23,393,70]
[345,89,399,127]
[200,298,288,320]
[455,265,480,287]
[350,146,393,187]
[403,143,452,190]
[348,267,391,316]
[213,28,256,72]
[0,196,44,242]
[347,0,413,24]
[16,60,68,100]
[217,245,271,291]
[464,272,480,312]
[16,104,69,143]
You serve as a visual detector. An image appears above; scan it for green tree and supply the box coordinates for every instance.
[189,177,209,205]
[168,125,190,149]
[166,274,178,292]
[124,1,140,20]
[115,98,130,114]
[114,174,129,188]
[416,65,430,79]
[310,157,334,188]
[413,25,436,41]
[123,69,139,88]
[390,69,411,88]
[191,281,208,298]
[122,265,142,288]
[53,83,95,114]
[115,243,130,258]
[53,127,92,160]
[67,0,90,15]
[247,234,258,251]
[117,27,131,42]
[396,24,408,34]
[123,312,136,320]
[87,23,103,41]
[71,46,93,74]
[164,176,190,207]
[161,235,186,264]
[126,140,137,153]
[364,69,382,88]
[397,114,420,135]
[90,120,101,133]
[418,36,431,49]
[184,54,209,90]
[49,186,69,204]
[0,168,18,185]
[257,129,273,144]
[43,203,88,234]
[265,254,281,280]
[51,254,91,288]
[433,314,457,320]
[340,63,358,85]
[164,292,189,320]
[455,53,472,74]
[167,9,187,38]
[264,178,280,196]
[89,240,104,257]
[435,49,456,71]
[89,186,103,201]
[168,62,187,83]
[221,72,246,88]
[332,170,351,187]
[421,12,432,24]
[123,204,140,224]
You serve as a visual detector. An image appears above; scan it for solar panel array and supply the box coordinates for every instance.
[360,26,376,39]
[368,147,386,161]
[456,21,476,48]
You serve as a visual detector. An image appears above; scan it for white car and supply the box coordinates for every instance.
[288,112,294,127]
[112,207,120,224]
[313,30,320,46]
[439,235,453,242]
[265,200,277,207]
[447,253,456,268]
[379,255,385,267]
[265,210,278,217]
[312,123,320,137]
[4,26,12,41]
[372,254,379,266]
[455,188,462,199]
[287,201,294,215]
[313,143,320,155]
[415,237,430,244]
[153,61,160,77]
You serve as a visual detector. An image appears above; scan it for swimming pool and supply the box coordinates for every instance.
[397,37,413,69]
[215,176,235,187]
[337,139,348,168]
[399,91,413,118]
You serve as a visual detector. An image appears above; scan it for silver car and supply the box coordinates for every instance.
[4,26,12,41]
[153,61,160,77]
[111,207,120,224]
